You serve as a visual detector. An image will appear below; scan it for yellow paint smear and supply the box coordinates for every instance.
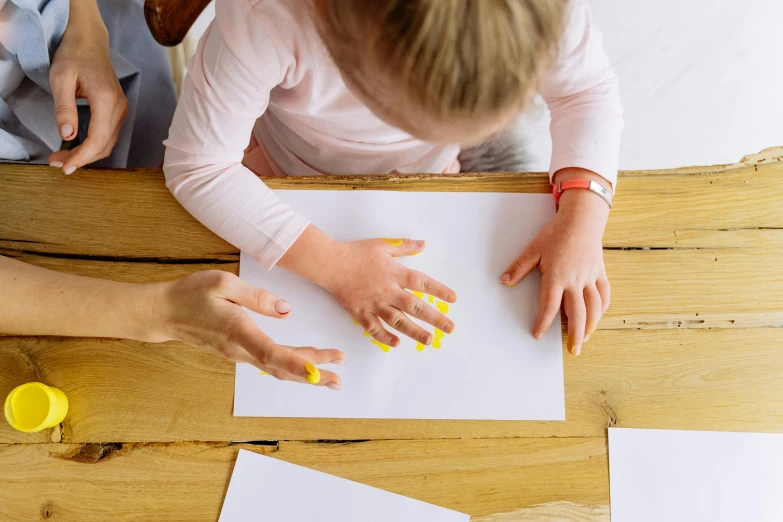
[379,238,404,247]
[432,339,442,349]
[434,329,445,339]
[364,330,371,337]
[259,371,268,376]
[371,339,391,353]
[353,318,360,325]
[411,291,424,299]
[428,295,434,304]
[436,301,450,313]
[416,342,426,352]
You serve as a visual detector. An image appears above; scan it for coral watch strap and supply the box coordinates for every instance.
[553,179,613,209]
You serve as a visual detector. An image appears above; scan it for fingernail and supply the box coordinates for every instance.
[573,344,582,356]
[60,123,74,139]
[326,383,341,391]
[305,361,320,384]
[333,359,346,365]
[64,166,76,175]
[422,335,432,345]
[49,161,63,168]
[443,322,454,334]
[584,336,590,343]
[534,332,543,340]
[586,322,597,337]
[415,240,425,248]
[500,273,511,284]
[274,300,291,314]
[447,292,457,302]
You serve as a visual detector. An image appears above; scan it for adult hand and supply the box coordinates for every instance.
[150,271,345,389]
[48,0,127,175]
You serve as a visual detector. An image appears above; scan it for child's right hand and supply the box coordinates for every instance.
[279,227,457,348]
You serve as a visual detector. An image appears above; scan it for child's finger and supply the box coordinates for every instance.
[358,314,400,348]
[379,306,432,345]
[532,279,563,340]
[500,246,540,286]
[564,289,586,356]
[396,292,455,334]
[583,284,603,342]
[402,269,457,303]
[378,238,425,257]
[225,275,292,318]
[597,276,611,314]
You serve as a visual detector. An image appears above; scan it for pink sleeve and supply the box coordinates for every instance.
[162,0,309,269]
[540,0,624,187]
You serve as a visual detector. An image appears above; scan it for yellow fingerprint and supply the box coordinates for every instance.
[371,339,391,353]
[379,238,404,247]
[434,329,445,339]
[416,342,426,352]
[432,339,442,349]
[364,330,371,337]
[259,371,268,376]
[436,301,450,313]
[412,290,424,299]
[353,318,360,325]
[428,295,434,304]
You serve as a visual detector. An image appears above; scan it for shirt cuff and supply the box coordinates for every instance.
[251,213,311,270]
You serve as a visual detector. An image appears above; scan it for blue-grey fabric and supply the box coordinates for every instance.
[0,0,176,167]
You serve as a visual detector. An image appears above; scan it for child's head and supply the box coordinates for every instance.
[316,0,567,145]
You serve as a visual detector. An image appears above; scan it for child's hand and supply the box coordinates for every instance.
[279,227,457,348]
[500,169,612,356]
[149,271,344,389]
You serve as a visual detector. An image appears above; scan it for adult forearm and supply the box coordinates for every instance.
[0,255,156,340]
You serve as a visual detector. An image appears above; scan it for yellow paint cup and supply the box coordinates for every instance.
[4,382,68,433]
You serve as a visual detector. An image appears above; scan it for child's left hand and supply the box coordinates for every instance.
[499,168,612,356]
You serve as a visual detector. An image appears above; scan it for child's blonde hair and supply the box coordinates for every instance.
[317,0,567,123]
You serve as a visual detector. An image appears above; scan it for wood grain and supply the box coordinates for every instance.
[0,438,608,521]
[2,151,783,521]
[2,327,781,444]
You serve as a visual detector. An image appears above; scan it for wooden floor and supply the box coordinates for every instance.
[1,147,782,521]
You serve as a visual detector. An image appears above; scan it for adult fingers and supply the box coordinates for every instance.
[379,305,432,345]
[50,70,79,142]
[500,244,540,287]
[564,288,586,356]
[597,276,611,315]
[532,278,563,340]
[396,291,455,334]
[223,275,293,318]
[61,93,118,173]
[402,269,457,303]
[378,238,425,257]
[583,284,603,343]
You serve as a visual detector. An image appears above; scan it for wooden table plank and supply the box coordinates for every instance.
[3,328,781,443]
[0,438,608,521]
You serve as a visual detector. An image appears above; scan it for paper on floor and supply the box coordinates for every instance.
[219,449,470,522]
[609,428,783,522]
[236,190,564,421]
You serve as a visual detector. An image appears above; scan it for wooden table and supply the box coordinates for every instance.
[2,148,783,521]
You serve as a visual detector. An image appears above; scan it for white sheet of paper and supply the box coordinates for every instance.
[236,190,564,420]
[609,428,783,522]
[219,449,470,522]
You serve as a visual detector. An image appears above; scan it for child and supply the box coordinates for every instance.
[164,0,623,357]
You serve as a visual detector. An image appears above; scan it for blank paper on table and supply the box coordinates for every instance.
[609,428,783,522]
[236,190,564,421]
[219,450,470,522]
